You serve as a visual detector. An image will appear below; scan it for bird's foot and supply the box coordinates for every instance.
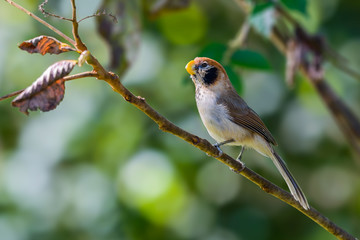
[229,160,245,173]
[206,143,223,157]
[213,143,223,157]
[236,146,245,161]
[230,146,245,173]
[230,160,245,173]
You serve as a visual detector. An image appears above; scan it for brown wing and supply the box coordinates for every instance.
[217,89,277,146]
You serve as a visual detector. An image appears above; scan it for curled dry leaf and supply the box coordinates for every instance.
[19,35,75,55]
[12,60,77,115]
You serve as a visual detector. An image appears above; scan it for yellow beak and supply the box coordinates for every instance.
[185,60,196,75]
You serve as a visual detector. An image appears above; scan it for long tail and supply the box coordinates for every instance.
[269,148,310,210]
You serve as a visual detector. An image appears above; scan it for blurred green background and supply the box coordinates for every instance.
[0,0,360,239]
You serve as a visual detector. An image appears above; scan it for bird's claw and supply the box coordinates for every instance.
[229,160,245,173]
[213,143,223,157]
[231,146,245,173]
[207,143,223,157]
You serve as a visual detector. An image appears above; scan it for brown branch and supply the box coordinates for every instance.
[70,0,87,51]
[0,89,25,102]
[4,0,75,46]
[81,44,355,239]
[99,63,355,240]
[63,71,99,81]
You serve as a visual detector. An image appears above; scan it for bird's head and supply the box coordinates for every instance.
[185,57,231,90]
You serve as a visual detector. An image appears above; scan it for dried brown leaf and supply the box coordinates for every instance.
[12,60,76,115]
[19,35,75,55]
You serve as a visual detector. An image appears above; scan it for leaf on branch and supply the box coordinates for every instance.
[231,49,271,70]
[12,60,76,115]
[19,35,75,55]
[249,2,276,38]
[280,0,307,15]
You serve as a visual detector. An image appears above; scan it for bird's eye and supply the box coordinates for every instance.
[200,62,208,68]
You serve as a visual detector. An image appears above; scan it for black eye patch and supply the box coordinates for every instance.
[203,67,218,85]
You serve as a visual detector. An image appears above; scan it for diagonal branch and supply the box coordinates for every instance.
[99,65,355,240]
[0,89,25,102]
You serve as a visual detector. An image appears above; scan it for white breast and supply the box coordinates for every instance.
[195,87,250,145]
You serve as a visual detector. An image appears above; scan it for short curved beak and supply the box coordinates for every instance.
[185,60,196,75]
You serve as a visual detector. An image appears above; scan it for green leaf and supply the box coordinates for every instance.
[231,49,271,70]
[249,2,276,38]
[281,0,307,15]
[198,43,227,62]
[224,66,243,94]
[157,3,207,45]
[252,2,274,15]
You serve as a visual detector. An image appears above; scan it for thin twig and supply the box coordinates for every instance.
[63,71,99,81]
[0,89,25,102]
[4,0,75,46]
[78,10,118,23]
[0,71,98,102]
[39,0,72,21]
[70,0,87,51]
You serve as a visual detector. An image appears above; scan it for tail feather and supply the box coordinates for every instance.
[270,149,310,210]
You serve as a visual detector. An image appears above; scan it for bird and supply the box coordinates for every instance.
[185,57,310,210]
